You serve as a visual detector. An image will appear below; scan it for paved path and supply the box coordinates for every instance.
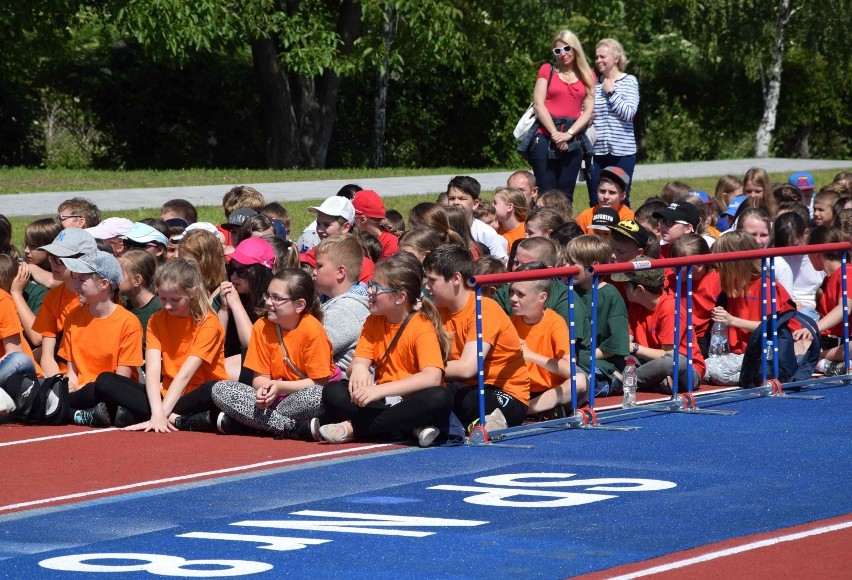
[2,158,849,217]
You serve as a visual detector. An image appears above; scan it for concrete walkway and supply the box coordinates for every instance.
[2,158,849,217]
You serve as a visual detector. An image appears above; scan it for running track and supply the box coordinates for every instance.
[0,382,849,578]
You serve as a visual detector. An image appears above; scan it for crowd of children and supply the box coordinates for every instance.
[0,167,850,444]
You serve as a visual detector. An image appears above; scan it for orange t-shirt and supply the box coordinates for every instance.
[147,309,228,397]
[354,312,444,385]
[498,222,526,253]
[58,304,144,388]
[512,309,569,393]
[0,290,43,377]
[31,284,80,338]
[439,293,530,405]
[575,204,635,233]
[243,315,335,381]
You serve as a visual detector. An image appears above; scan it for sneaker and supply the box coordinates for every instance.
[318,422,354,443]
[287,419,322,442]
[174,410,214,432]
[414,426,440,448]
[484,408,508,432]
[114,406,134,428]
[73,402,111,428]
[216,412,256,435]
[824,361,847,376]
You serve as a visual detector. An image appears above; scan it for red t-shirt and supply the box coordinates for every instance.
[817,264,852,337]
[378,231,399,261]
[664,269,723,339]
[726,277,796,354]
[628,290,706,379]
[537,63,584,128]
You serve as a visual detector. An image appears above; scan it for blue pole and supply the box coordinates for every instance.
[589,275,599,410]
[769,257,779,378]
[475,285,486,428]
[686,265,694,394]
[842,252,850,373]
[760,260,768,386]
[672,267,682,398]
[568,276,578,415]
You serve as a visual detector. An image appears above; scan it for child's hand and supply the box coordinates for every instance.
[125,417,177,433]
[348,366,372,391]
[10,262,30,295]
[255,382,278,409]
[711,306,732,325]
[350,382,381,407]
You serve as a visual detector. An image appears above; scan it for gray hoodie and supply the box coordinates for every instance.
[321,284,370,376]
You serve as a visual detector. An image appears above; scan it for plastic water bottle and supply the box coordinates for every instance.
[622,354,638,408]
[766,340,774,361]
[708,321,729,357]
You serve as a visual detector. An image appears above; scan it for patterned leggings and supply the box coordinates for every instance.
[211,381,324,437]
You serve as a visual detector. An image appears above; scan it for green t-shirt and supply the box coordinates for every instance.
[24,280,48,316]
[129,296,162,350]
[573,283,630,381]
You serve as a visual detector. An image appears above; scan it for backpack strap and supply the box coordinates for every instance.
[374,312,415,376]
[275,325,309,380]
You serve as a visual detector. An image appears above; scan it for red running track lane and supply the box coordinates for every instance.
[0,424,396,515]
[577,514,852,580]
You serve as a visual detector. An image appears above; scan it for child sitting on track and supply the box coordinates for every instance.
[509,263,588,417]
[118,250,161,351]
[425,245,530,433]
[564,235,630,397]
[319,251,453,447]
[611,263,705,394]
[31,229,98,377]
[90,259,228,431]
[55,251,144,424]
[213,269,335,439]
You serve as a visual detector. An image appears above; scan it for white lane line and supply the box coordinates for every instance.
[0,443,394,512]
[0,428,117,447]
[607,519,852,579]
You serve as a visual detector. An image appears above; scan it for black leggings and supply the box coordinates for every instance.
[90,372,219,424]
[450,384,528,428]
[322,380,453,439]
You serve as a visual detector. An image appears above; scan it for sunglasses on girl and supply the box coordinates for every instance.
[552,46,573,56]
[228,264,251,279]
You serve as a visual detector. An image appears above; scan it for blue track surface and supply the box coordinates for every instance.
[2,383,850,579]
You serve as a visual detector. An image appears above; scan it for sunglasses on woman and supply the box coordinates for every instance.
[552,46,573,56]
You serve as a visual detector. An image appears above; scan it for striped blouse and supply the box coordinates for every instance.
[592,74,639,156]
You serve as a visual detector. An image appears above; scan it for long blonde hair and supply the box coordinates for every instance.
[154,259,210,323]
[715,231,761,297]
[553,30,595,93]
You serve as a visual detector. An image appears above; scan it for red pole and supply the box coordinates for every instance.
[469,265,582,288]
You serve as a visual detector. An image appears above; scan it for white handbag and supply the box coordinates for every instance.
[513,104,537,140]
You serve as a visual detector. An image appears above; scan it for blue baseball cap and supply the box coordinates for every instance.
[690,190,712,204]
[723,195,748,216]
[789,171,815,192]
[61,250,123,286]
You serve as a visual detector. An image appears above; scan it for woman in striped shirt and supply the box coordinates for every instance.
[588,38,640,208]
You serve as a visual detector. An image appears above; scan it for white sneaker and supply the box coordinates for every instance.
[414,426,439,448]
[484,408,508,432]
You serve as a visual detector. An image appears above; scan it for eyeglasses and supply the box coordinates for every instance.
[367,282,397,297]
[57,214,82,222]
[228,264,250,279]
[552,46,573,56]
[661,218,690,228]
[263,292,292,306]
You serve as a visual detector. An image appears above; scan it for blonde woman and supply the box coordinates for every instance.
[527,30,595,204]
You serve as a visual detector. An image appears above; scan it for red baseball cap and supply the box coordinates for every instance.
[353,190,386,219]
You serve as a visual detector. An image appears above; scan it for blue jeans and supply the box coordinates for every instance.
[0,352,35,389]
[588,153,636,207]
[528,133,583,203]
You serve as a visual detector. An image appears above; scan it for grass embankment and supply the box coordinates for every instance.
[2,167,846,251]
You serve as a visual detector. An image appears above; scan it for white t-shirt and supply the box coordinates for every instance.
[470,218,508,262]
[774,254,824,309]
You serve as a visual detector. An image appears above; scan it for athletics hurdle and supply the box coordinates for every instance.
[464,241,851,444]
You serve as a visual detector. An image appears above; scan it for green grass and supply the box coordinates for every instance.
[0,167,510,195]
[6,168,847,252]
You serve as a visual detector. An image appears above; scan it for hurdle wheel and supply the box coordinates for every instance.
[469,425,489,444]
